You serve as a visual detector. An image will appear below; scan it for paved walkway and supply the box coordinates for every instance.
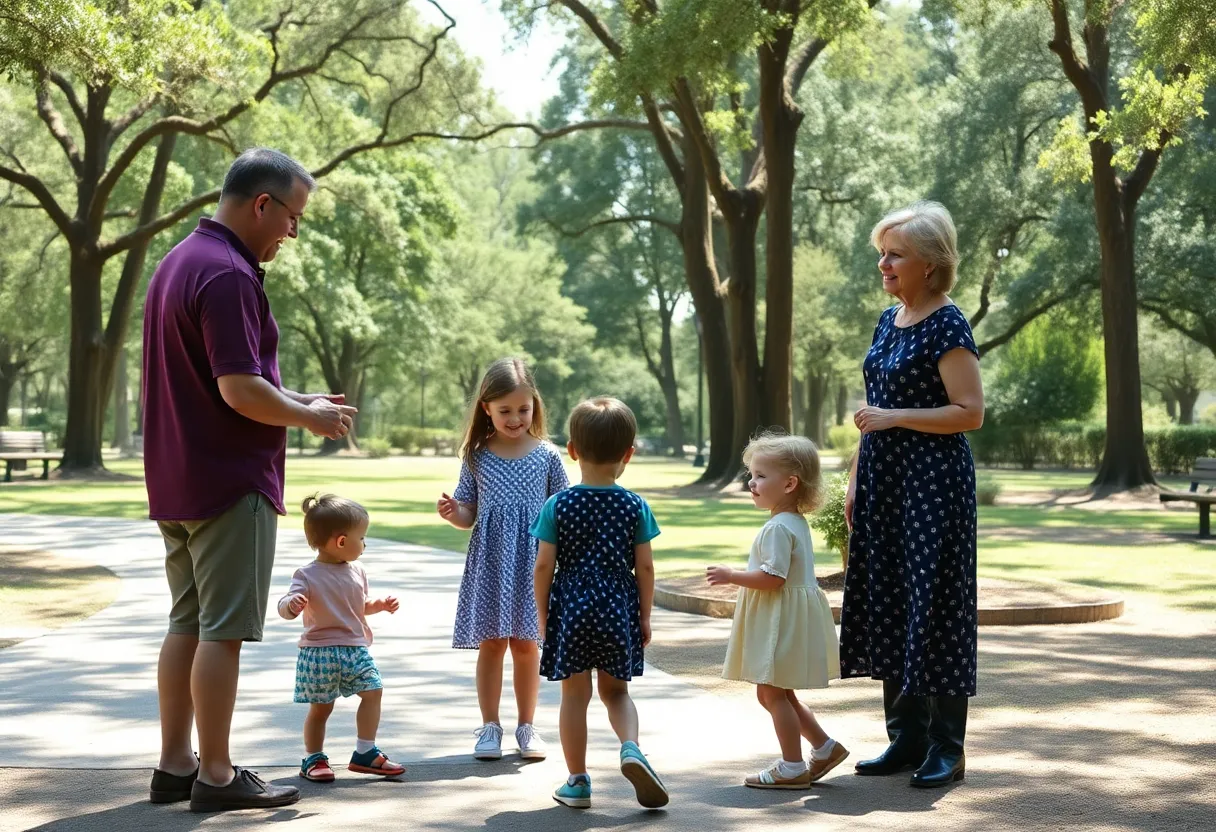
[1,514,1214,832]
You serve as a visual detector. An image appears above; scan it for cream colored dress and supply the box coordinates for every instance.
[722,512,840,690]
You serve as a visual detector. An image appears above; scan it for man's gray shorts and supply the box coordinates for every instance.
[158,492,278,642]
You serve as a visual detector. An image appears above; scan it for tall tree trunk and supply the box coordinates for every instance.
[1177,389,1198,425]
[757,21,801,432]
[0,372,12,428]
[720,198,765,487]
[657,309,685,457]
[62,130,177,475]
[19,372,28,426]
[805,369,829,447]
[112,346,130,450]
[835,382,848,426]
[1163,392,1178,422]
[61,253,108,473]
[791,375,805,433]
[1089,177,1155,492]
[679,136,735,484]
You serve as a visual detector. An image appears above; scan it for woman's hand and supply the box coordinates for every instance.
[854,406,901,434]
[705,565,735,587]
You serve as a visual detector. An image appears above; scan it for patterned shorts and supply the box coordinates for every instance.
[293,646,383,704]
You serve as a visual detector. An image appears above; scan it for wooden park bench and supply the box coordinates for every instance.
[1160,457,1216,538]
[0,430,59,483]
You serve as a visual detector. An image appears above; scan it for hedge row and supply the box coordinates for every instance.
[968,421,1216,474]
[386,426,459,456]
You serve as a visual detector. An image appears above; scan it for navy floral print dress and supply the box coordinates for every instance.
[530,485,661,681]
[451,443,569,649]
[839,304,980,697]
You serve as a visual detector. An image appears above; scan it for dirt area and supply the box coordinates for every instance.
[0,547,120,647]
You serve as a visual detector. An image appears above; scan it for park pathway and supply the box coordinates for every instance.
[1,514,1214,832]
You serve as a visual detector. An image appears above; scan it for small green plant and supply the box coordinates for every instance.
[811,472,850,570]
[976,474,1002,506]
[826,423,860,451]
[361,438,392,459]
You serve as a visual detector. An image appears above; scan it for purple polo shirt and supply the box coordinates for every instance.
[142,218,287,520]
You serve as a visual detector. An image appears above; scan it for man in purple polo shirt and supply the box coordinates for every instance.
[143,148,356,813]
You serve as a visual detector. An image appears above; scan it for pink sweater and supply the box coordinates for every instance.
[277,560,374,648]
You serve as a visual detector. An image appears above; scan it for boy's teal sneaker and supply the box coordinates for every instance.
[620,741,669,809]
[553,774,591,808]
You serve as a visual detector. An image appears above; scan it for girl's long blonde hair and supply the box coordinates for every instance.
[460,357,548,472]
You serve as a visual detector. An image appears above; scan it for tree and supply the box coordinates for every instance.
[988,314,1103,427]
[1139,320,1216,424]
[0,0,595,474]
[269,152,456,451]
[0,194,64,426]
[524,121,689,456]
[1037,0,1209,492]
[508,0,878,484]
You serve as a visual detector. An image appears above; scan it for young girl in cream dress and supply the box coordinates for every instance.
[706,433,848,789]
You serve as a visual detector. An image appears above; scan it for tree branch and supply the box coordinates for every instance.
[976,293,1072,356]
[555,0,624,58]
[0,164,74,240]
[633,308,662,379]
[1047,0,1106,116]
[1140,299,1210,349]
[673,78,736,206]
[46,71,86,130]
[89,4,399,231]
[35,75,83,175]
[97,188,220,260]
[544,213,681,240]
[786,37,828,95]
[109,95,162,142]
[1124,129,1171,207]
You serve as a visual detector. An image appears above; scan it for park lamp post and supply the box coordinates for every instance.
[693,312,705,468]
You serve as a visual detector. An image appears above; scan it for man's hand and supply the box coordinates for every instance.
[306,398,357,440]
[297,392,345,406]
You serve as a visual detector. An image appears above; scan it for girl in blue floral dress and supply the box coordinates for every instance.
[437,358,568,762]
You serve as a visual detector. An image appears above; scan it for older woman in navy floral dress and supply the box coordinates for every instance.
[840,201,985,789]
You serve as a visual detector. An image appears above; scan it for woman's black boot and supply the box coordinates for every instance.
[910,695,967,788]
[855,679,930,776]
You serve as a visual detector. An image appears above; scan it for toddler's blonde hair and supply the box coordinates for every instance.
[742,432,824,514]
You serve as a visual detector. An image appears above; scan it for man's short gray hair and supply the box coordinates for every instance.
[870,200,960,294]
[220,147,316,203]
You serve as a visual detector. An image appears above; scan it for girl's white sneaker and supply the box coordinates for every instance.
[516,723,547,760]
[473,722,503,760]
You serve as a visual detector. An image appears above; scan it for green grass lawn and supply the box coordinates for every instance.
[1,455,1210,613]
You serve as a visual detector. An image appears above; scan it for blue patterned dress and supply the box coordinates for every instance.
[530,485,661,681]
[839,304,980,697]
[451,442,569,649]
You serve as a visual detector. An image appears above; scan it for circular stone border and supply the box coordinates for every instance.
[655,577,1124,626]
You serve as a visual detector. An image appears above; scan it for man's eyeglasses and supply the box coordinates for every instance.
[265,193,302,223]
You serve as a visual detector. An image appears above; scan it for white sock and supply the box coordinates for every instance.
[778,759,808,778]
[356,737,376,754]
[811,738,836,760]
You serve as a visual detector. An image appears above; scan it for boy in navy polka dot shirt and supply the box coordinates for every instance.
[531,397,668,810]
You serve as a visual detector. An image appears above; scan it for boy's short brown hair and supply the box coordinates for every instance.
[301,493,369,549]
[568,397,637,464]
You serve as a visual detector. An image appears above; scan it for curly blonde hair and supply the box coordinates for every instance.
[742,432,824,514]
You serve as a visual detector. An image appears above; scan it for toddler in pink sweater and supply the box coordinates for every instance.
[278,494,404,783]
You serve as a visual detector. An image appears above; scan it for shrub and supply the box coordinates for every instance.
[826,423,860,451]
[362,438,392,459]
[976,474,1002,506]
[810,472,850,571]
[1145,425,1216,474]
[388,426,458,456]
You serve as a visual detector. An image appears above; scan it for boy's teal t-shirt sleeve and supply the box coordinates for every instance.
[530,495,559,544]
[635,498,661,544]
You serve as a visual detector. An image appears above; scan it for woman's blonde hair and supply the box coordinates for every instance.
[743,432,824,514]
[870,200,960,293]
[460,357,548,472]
